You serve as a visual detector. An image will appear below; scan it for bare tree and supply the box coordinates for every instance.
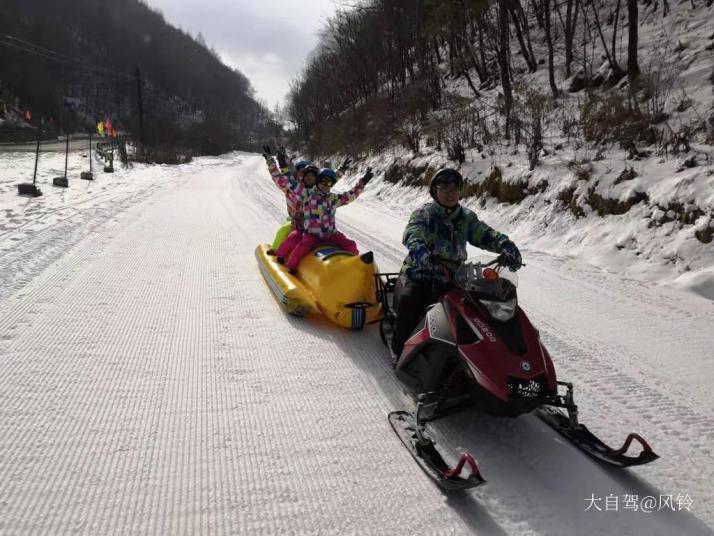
[610,0,622,68]
[498,0,513,136]
[555,0,580,78]
[543,0,560,96]
[583,0,624,80]
[627,0,640,83]
[509,0,538,72]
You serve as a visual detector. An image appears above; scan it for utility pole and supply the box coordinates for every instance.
[135,67,145,158]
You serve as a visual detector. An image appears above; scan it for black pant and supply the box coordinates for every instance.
[390,278,442,355]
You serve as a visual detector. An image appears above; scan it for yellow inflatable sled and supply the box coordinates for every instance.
[255,243,382,329]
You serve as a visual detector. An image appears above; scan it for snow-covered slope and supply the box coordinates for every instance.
[1,153,712,535]
[338,147,714,302]
[312,0,714,301]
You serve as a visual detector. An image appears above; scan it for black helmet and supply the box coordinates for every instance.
[429,168,463,199]
[302,164,319,179]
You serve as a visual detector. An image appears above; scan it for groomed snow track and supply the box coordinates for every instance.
[1,154,712,535]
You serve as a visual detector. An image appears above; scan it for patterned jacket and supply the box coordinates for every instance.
[268,164,305,230]
[284,190,304,230]
[269,161,366,237]
[400,202,509,284]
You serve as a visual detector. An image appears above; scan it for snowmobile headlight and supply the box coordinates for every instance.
[478,298,517,321]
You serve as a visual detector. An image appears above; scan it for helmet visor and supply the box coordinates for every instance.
[433,169,463,187]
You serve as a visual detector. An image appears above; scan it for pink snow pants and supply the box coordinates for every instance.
[286,231,359,270]
[275,229,302,259]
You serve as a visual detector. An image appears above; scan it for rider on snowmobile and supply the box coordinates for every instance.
[390,168,523,358]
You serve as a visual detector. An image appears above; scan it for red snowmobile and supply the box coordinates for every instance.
[375,255,658,491]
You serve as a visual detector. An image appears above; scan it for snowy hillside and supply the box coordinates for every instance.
[297,0,714,300]
[337,142,714,301]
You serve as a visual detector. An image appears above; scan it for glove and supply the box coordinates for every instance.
[262,144,273,165]
[338,157,352,172]
[500,240,522,271]
[411,244,430,267]
[277,146,288,169]
[361,167,374,183]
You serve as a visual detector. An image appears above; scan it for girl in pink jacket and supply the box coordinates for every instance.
[265,156,373,273]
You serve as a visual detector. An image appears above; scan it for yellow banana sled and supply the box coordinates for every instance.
[255,243,382,329]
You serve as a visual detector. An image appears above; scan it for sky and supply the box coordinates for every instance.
[144,0,341,109]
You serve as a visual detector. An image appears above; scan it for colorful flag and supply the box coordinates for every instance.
[24,110,32,122]
[97,121,105,136]
[105,117,112,132]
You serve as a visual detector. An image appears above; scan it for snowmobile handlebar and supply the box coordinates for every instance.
[428,253,515,271]
[427,254,461,269]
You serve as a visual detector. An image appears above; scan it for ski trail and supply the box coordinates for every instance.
[1,154,711,535]
[254,159,714,532]
[317,177,714,535]
[0,157,472,535]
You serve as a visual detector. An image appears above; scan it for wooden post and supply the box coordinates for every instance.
[136,67,145,158]
[32,125,41,185]
[18,124,44,195]
[64,131,69,178]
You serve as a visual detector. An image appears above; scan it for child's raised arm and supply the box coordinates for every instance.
[264,145,304,196]
[334,167,373,207]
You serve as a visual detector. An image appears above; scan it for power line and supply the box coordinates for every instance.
[0,31,136,80]
[0,32,136,81]
[1,32,90,65]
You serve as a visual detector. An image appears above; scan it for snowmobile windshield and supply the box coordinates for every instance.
[454,257,518,302]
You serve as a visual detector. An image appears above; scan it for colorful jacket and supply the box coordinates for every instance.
[269,162,366,238]
[284,190,304,230]
[400,202,509,284]
[268,161,306,230]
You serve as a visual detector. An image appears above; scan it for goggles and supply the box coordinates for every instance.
[434,184,462,194]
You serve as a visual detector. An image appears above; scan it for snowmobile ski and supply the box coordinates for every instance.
[388,410,485,490]
[536,406,659,467]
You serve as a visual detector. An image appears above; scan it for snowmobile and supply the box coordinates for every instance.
[374,255,658,490]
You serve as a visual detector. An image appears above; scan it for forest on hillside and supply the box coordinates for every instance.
[287,0,714,159]
[0,0,278,155]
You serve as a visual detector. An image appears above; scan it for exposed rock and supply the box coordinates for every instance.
[614,167,638,185]
[587,189,649,216]
[384,162,430,186]
[695,227,713,244]
[557,186,585,218]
